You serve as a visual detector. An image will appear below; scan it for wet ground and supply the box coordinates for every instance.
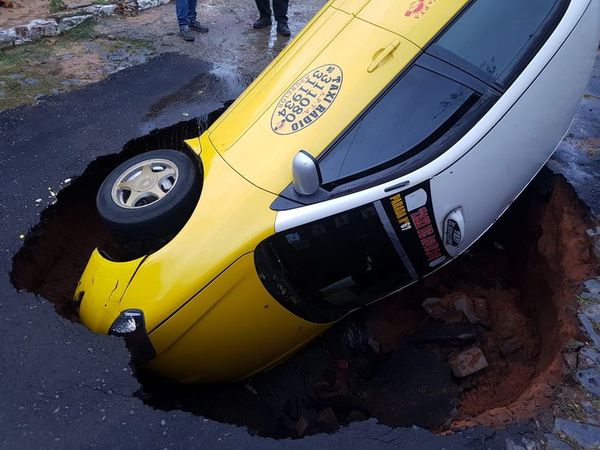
[0,19,155,110]
[0,4,599,449]
[0,0,324,110]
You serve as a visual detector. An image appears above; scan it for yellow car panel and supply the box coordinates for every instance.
[183,136,202,155]
[331,0,370,15]
[209,6,353,152]
[357,0,469,47]
[76,250,145,334]
[118,136,278,334]
[146,253,329,383]
[212,18,420,195]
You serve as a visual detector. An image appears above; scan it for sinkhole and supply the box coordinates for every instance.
[10,113,598,439]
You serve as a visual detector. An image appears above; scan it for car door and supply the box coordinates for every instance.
[209,12,421,196]
[257,62,495,323]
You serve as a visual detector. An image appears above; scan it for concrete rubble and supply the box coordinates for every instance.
[118,0,171,15]
[576,368,600,397]
[58,15,93,33]
[544,433,573,450]
[14,19,59,42]
[422,294,489,326]
[0,0,170,47]
[554,418,600,450]
[545,277,600,449]
[421,294,491,378]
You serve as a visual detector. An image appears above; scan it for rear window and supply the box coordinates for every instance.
[318,66,476,187]
[435,0,560,81]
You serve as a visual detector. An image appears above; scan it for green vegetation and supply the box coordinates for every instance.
[559,401,587,422]
[577,294,597,306]
[63,18,97,40]
[0,19,152,111]
[0,40,56,110]
[99,35,153,53]
[49,0,67,13]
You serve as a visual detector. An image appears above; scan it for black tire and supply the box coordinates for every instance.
[97,149,202,241]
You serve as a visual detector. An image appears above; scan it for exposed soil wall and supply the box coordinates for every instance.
[9,119,597,438]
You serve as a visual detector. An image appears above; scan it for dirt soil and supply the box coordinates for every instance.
[0,0,101,28]
[0,0,51,28]
[0,19,154,110]
[9,111,598,438]
[0,0,326,111]
[451,179,595,428]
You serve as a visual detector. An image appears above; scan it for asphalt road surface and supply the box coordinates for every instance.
[0,49,598,449]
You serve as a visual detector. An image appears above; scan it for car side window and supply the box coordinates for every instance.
[434,0,560,82]
[318,66,476,188]
[255,203,415,323]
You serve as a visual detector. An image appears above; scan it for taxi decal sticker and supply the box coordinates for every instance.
[405,0,436,18]
[389,194,412,231]
[410,205,446,267]
[381,181,448,274]
[271,64,343,135]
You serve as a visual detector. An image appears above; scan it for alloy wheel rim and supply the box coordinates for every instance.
[111,158,179,209]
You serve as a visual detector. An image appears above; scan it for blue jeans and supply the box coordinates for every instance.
[176,0,197,28]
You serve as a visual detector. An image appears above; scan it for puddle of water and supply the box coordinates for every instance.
[145,67,251,121]
[9,111,597,438]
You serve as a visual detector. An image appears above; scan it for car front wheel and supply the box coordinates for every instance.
[96,149,201,241]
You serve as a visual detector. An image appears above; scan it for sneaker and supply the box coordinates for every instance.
[276,22,290,37]
[253,17,272,29]
[179,26,195,41]
[189,20,209,33]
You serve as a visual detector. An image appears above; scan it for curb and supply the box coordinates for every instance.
[0,0,171,48]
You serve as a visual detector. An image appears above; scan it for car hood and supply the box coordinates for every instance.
[207,0,467,196]
[78,137,279,335]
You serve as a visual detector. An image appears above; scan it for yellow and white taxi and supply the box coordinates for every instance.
[76,0,600,383]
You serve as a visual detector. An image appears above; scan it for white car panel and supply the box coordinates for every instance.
[430,0,600,256]
[274,0,595,234]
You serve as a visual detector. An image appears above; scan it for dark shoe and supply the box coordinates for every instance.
[189,20,209,33]
[179,26,195,41]
[277,22,290,36]
[253,17,272,29]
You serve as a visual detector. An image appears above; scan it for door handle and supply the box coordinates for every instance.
[367,40,401,73]
[444,208,465,252]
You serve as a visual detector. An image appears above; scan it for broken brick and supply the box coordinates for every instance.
[316,407,338,427]
[295,416,309,437]
[449,347,489,377]
[454,295,480,324]
[422,297,462,324]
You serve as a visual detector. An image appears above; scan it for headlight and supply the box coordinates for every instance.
[109,309,156,365]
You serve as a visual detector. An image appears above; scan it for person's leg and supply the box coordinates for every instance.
[175,0,190,27]
[253,0,272,28]
[272,0,288,24]
[188,0,208,32]
[255,0,272,19]
[273,0,290,36]
[187,0,197,23]
[176,0,194,40]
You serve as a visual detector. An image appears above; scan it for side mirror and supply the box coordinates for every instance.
[292,150,322,196]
